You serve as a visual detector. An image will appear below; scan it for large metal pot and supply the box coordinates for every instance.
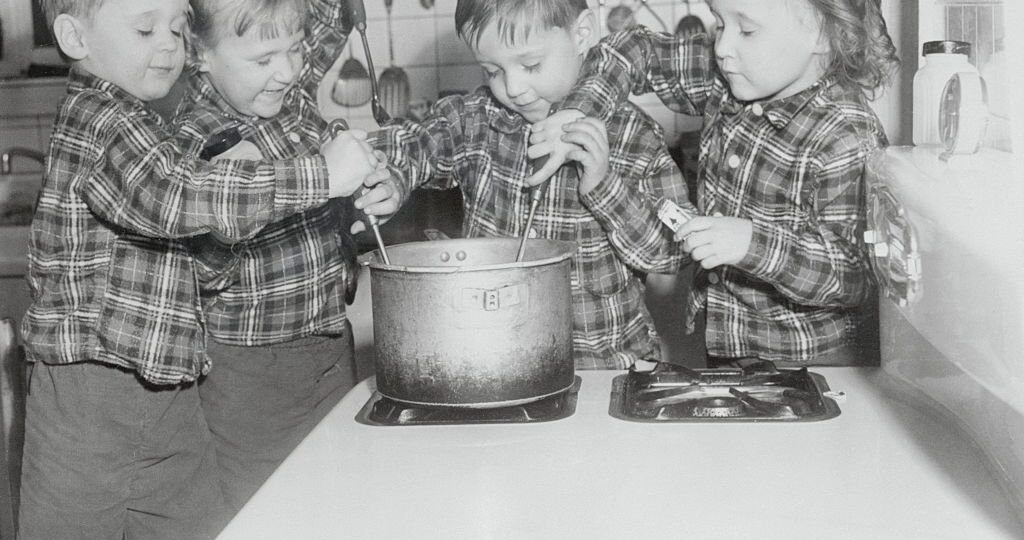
[366,238,575,408]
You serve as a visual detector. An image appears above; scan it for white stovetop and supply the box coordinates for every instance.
[218,369,1024,540]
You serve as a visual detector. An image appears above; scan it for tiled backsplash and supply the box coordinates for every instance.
[320,0,713,142]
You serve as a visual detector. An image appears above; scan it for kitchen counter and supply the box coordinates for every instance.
[218,369,1024,539]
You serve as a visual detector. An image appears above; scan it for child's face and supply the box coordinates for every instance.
[709,0,828,102]
[471,13,595,123]
[76,0,188,101]
[197,28,305,119]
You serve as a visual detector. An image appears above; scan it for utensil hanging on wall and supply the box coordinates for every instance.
[346,0,390,125]
[378,0,411,120]
[675,0,706,39]
[606,1,635,33]
[331,45,372,107]
[419,0,434,9]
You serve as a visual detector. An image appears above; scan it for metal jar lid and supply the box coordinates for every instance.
[922,40,971,56]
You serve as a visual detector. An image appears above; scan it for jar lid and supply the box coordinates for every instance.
[922,40,971,56]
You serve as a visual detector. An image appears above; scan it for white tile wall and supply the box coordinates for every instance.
[319,0,715,144]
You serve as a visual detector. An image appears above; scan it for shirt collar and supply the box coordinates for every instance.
[187,72,260,125]
[721,76,834,130]
[68,65,149,112]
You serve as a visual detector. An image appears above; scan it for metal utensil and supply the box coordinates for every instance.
[327,118,390,265]
[331,47,372,107]
[515,156,550,263]
[346,0,390,126]
[379,0,411,120]
[674,1,706,40]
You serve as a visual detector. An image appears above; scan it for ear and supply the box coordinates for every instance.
[52,13,88,61]
[571,8,600,54]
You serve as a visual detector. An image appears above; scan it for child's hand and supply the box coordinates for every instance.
[350,167,401,234]
[321,129,380,198]
[675,214,753,269]
[560,117,609,195]
[210,140,263,162]
[525,109,585,187]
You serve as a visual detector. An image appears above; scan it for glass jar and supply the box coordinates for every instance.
[912,40,977,146]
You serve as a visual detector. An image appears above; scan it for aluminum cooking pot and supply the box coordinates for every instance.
[365,237,576,408]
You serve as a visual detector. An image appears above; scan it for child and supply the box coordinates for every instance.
[19,1,385,538]
[180,0,402,525]
[529,0,899,367]
[372,0,693,370]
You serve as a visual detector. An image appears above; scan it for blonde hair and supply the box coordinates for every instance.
[189,0,306,49]
[455,0,588,48]
[807,0,899,98]
[38,0,105,28]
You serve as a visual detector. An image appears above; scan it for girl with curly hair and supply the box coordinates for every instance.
[529,0,899,368]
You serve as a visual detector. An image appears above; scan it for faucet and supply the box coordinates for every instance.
[1,147,45,175]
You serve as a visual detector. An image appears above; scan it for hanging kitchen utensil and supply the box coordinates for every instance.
[346,0,390,125]
[674,0,706,40]
[606,1,635,33]
[378,0,411,120]
[419,0,434,9]
[331,45,372,107]
[328,118,391,265]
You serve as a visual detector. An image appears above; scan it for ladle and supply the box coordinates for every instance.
[675,0,706,39]
[346,0,391,126]
[328,118,390,265]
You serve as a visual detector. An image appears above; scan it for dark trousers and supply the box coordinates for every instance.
[199,325,356,533]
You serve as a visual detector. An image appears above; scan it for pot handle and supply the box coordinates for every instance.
[459,284,525,312]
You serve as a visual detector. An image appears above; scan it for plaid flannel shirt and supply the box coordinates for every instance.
[562,27,882,363]
[176,0,368,346]
[23,68,331,385]
[371,89,691,369]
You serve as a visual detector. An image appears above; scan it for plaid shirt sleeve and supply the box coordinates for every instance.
[369,97,467,195]
[303,0,354,99]
[580,111,691,273]
[735,128,874,307]
[561,26,716,120]
[76,102,329,241]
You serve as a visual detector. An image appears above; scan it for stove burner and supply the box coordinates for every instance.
[691,396,745,417]
[609,363,841,422]
[357,376,582,426]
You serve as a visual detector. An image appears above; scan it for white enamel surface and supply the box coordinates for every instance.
[217,370,1023,540]
[868,147,1024,411]
[870,145,1024,523]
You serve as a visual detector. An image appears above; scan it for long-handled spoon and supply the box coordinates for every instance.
[515,156,550,263]
[328,118,391,265]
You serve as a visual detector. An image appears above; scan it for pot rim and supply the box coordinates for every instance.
[363,238,576,274]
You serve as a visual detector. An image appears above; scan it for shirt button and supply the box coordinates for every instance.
[728,154,741,169]
[751,103,764,116]
[288,132,301,143]
[707,272,720,285]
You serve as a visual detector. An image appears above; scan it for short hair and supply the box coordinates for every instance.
[38,0,105,29]
[455,0,588,48]
[189,0,307,49]
[805,0,900,98]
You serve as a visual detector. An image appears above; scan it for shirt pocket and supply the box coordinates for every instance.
[575,216,630,297]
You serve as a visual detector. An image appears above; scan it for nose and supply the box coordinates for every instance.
[714,29,735,62]
[273,53,300,84]
[503,69,529,100]
[156,28,180,53]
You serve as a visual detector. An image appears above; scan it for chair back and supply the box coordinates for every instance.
[0,318,26,538]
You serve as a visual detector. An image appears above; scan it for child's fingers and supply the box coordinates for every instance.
[524,153,565,187]
[675,215,714,240]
